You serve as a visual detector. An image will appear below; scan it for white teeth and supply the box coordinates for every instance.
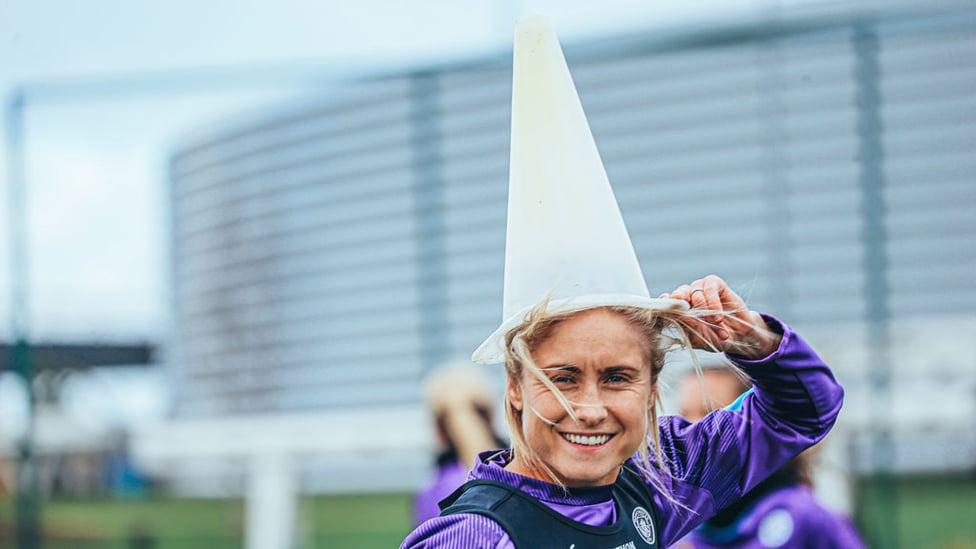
[562,433,611,446]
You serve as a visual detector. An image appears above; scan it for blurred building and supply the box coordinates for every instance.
[151,0,975,494]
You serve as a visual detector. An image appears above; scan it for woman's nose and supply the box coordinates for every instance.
[573,384,608,424]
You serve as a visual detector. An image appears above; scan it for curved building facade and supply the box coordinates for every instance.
[169,3,976,426]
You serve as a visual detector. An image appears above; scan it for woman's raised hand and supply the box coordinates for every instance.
[660,274,782,359]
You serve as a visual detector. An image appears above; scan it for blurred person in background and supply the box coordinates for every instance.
[414,363,508,525]
[670,365,866,549]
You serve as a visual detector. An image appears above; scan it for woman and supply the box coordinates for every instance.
[401,275,844,548]
[403,16,844,548]
[674,363,864,549]
[414,363,508,525]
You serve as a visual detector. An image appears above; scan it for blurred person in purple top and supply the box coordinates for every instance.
[414,364,507,525]
[401,15,845,549]
[671,367,865,549]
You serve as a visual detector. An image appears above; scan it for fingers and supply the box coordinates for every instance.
[662,275,731,342]
[696,275,724,322]
[662,275,775,354]
[665,276,723,313]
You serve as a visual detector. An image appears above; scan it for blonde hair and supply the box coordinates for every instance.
[502,299,757,506]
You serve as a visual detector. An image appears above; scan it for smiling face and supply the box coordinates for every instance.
[506,308,655,487]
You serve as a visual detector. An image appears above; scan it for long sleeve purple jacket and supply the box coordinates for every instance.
[401,317,844,548]
[414,460,469,526]
[681,484,866,549]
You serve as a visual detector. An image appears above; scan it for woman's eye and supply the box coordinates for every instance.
[606,374,629,383]
[546,371,575,384]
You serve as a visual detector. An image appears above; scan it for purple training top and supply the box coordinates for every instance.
[401,316,845,548]
[414,459,469,526]
[683,485,867,549]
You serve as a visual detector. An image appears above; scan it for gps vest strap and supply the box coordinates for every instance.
[439,466,660,549]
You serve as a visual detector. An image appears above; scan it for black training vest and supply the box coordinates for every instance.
[439,466,660,549]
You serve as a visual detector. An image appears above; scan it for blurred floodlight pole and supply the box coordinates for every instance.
[6,90,41,549]
[853,22,897,549]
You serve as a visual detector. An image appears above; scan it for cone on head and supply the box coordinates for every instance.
[472,16,686,365]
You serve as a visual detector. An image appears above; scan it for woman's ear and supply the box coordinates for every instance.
[507,377,523,412]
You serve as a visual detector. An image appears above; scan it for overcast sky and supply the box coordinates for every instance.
[0,0,803,342]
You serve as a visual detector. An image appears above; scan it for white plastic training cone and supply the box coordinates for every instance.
[472,16,686,365]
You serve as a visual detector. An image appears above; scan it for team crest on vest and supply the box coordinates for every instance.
[631,506,656,545]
